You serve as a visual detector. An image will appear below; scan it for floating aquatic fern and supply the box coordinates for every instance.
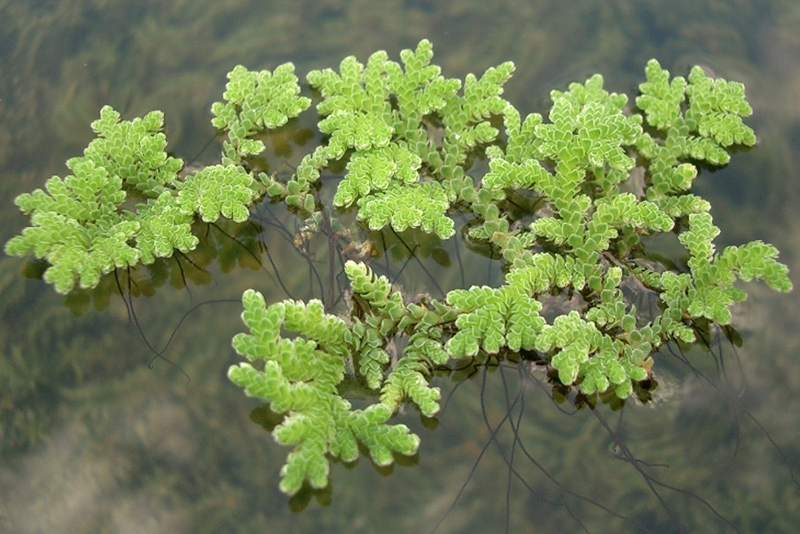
[284,39,513,237]
[4,106,193,293]
[82,106,184,197]
[211,63,312,165]
[178,164,258,223]
[5,41,792,497]
[229,268,432,495]
[5,103,279,293]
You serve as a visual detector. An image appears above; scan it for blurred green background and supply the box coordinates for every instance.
[1,1,799,532]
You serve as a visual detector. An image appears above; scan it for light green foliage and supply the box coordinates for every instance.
[220,42,791,498]
[5,105,273,293]
[536,311,602,385]
[534,75,641,173]
[685,65,756,147]
[228,262,455,494]
[380,333,449,417]
[636,59,688,130]
[229,288,421,495]
[663,212,791,325]
[335,144,421,207]
[6,41,793,497]
[135,191,198,265]
[635,59,758,203]
[718,241,793,292]
[439,60,515,149]
[351,319,390,391]
[211,63,311,164]
[6,157,139,293]
[178,164,258,223]
[83,105,184,197]
[344,261,449,417]
[282,39,512,234]
[358,181,454,238]
[346,260,404,388]
[446,279,545,357]
[449,52,787,400]
[4,106,195,292]
[346,260,406,326]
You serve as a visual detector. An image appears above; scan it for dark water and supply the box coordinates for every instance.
[1,1,799,532]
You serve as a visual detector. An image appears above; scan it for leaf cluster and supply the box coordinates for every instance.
[211,63,311,164]
[273,39,514,237]
[229,262,452,495]
[6,41,793,498]
[6,107,192,292]
[5,99,280,293]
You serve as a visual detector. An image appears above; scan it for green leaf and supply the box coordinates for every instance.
[686,66,756,148]
[5,157,140,293]
[229,289,420,495]
[211,63,311,163]
[178,164,258,223]
[334,144,422,208]
[636,59,687,130]
[85,106,183,197]
[357,181,454,238]
[135,191,198,264]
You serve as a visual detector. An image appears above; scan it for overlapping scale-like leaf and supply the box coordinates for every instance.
[178,164,258,223]
[446,281,545,357]
[211,63,311,164]
[333,144,421,208]
[228,289,421,495]
[685,66,757,148]
[534,77,641,173]
[5,157,140,293]
[84,105,183,197]
[357,181,454,238]
[636,59,688,130]
[135,191,198,264]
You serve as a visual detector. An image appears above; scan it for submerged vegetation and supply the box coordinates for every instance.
[4,39,794,530]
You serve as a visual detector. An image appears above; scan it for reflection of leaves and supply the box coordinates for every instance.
[211,219,265,274]
[249,404,285,432]
[369,227,451,268]
[261,124,316,162]
[58,218,264,315]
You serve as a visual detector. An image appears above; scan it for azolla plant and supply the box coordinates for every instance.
[5,40,791,496]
